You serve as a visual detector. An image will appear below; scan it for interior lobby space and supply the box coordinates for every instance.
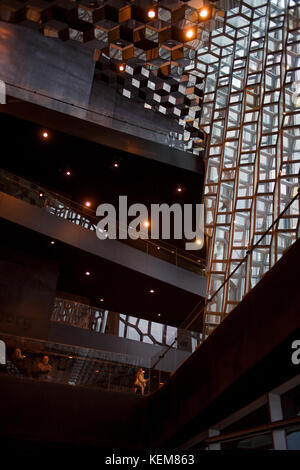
[0,0,300,454]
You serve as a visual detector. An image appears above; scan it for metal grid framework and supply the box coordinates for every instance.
[200,0,300,337]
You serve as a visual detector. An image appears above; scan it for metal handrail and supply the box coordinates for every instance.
[0,331,149,367]
[205,416,300,445]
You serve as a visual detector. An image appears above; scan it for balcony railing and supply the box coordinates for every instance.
[0,168,206,275]
[0,332,169,394]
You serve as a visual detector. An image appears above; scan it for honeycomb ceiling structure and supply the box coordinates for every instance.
[0,0,237,155]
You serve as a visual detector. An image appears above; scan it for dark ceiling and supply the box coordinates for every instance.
[0,112,205,330]
[0,112,204,250]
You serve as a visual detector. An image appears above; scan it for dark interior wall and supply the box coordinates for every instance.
[0,374,148,449]
[0,246,58,339]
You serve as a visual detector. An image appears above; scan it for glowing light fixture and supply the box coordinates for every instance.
[50,241,55,245]
[119,64,125,72]
[199,8,209,19]
[196,238,204,248]
[186,29,194,39]
[85,201,91,208]
[148,9,155,19]
[149,289,155,294]
[85,271,91,276]
[143,221,150,228]
[177,186,182,192]
[42,131,48,139]
[66,170,71,176]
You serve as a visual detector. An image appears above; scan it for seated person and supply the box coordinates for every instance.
[12,348,25,360]
[36,355,52,378]
[11,347,28,375]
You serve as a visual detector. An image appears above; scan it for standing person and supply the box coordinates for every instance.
[134,368,148,395]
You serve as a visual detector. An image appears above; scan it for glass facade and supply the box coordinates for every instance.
[198,0,300,336]
[286,425,300,449]
[221,432,274,450]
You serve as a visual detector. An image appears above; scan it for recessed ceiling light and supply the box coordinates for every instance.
[177,186,182,192]
[50,241,55,245]
[114,162,119,168]
[66,170,71,176]
[85,271,91,276]
[150,289,155,294]
[100,298,104,302]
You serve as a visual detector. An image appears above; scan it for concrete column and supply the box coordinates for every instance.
[268,393,287,450]
[208,429,221,450]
